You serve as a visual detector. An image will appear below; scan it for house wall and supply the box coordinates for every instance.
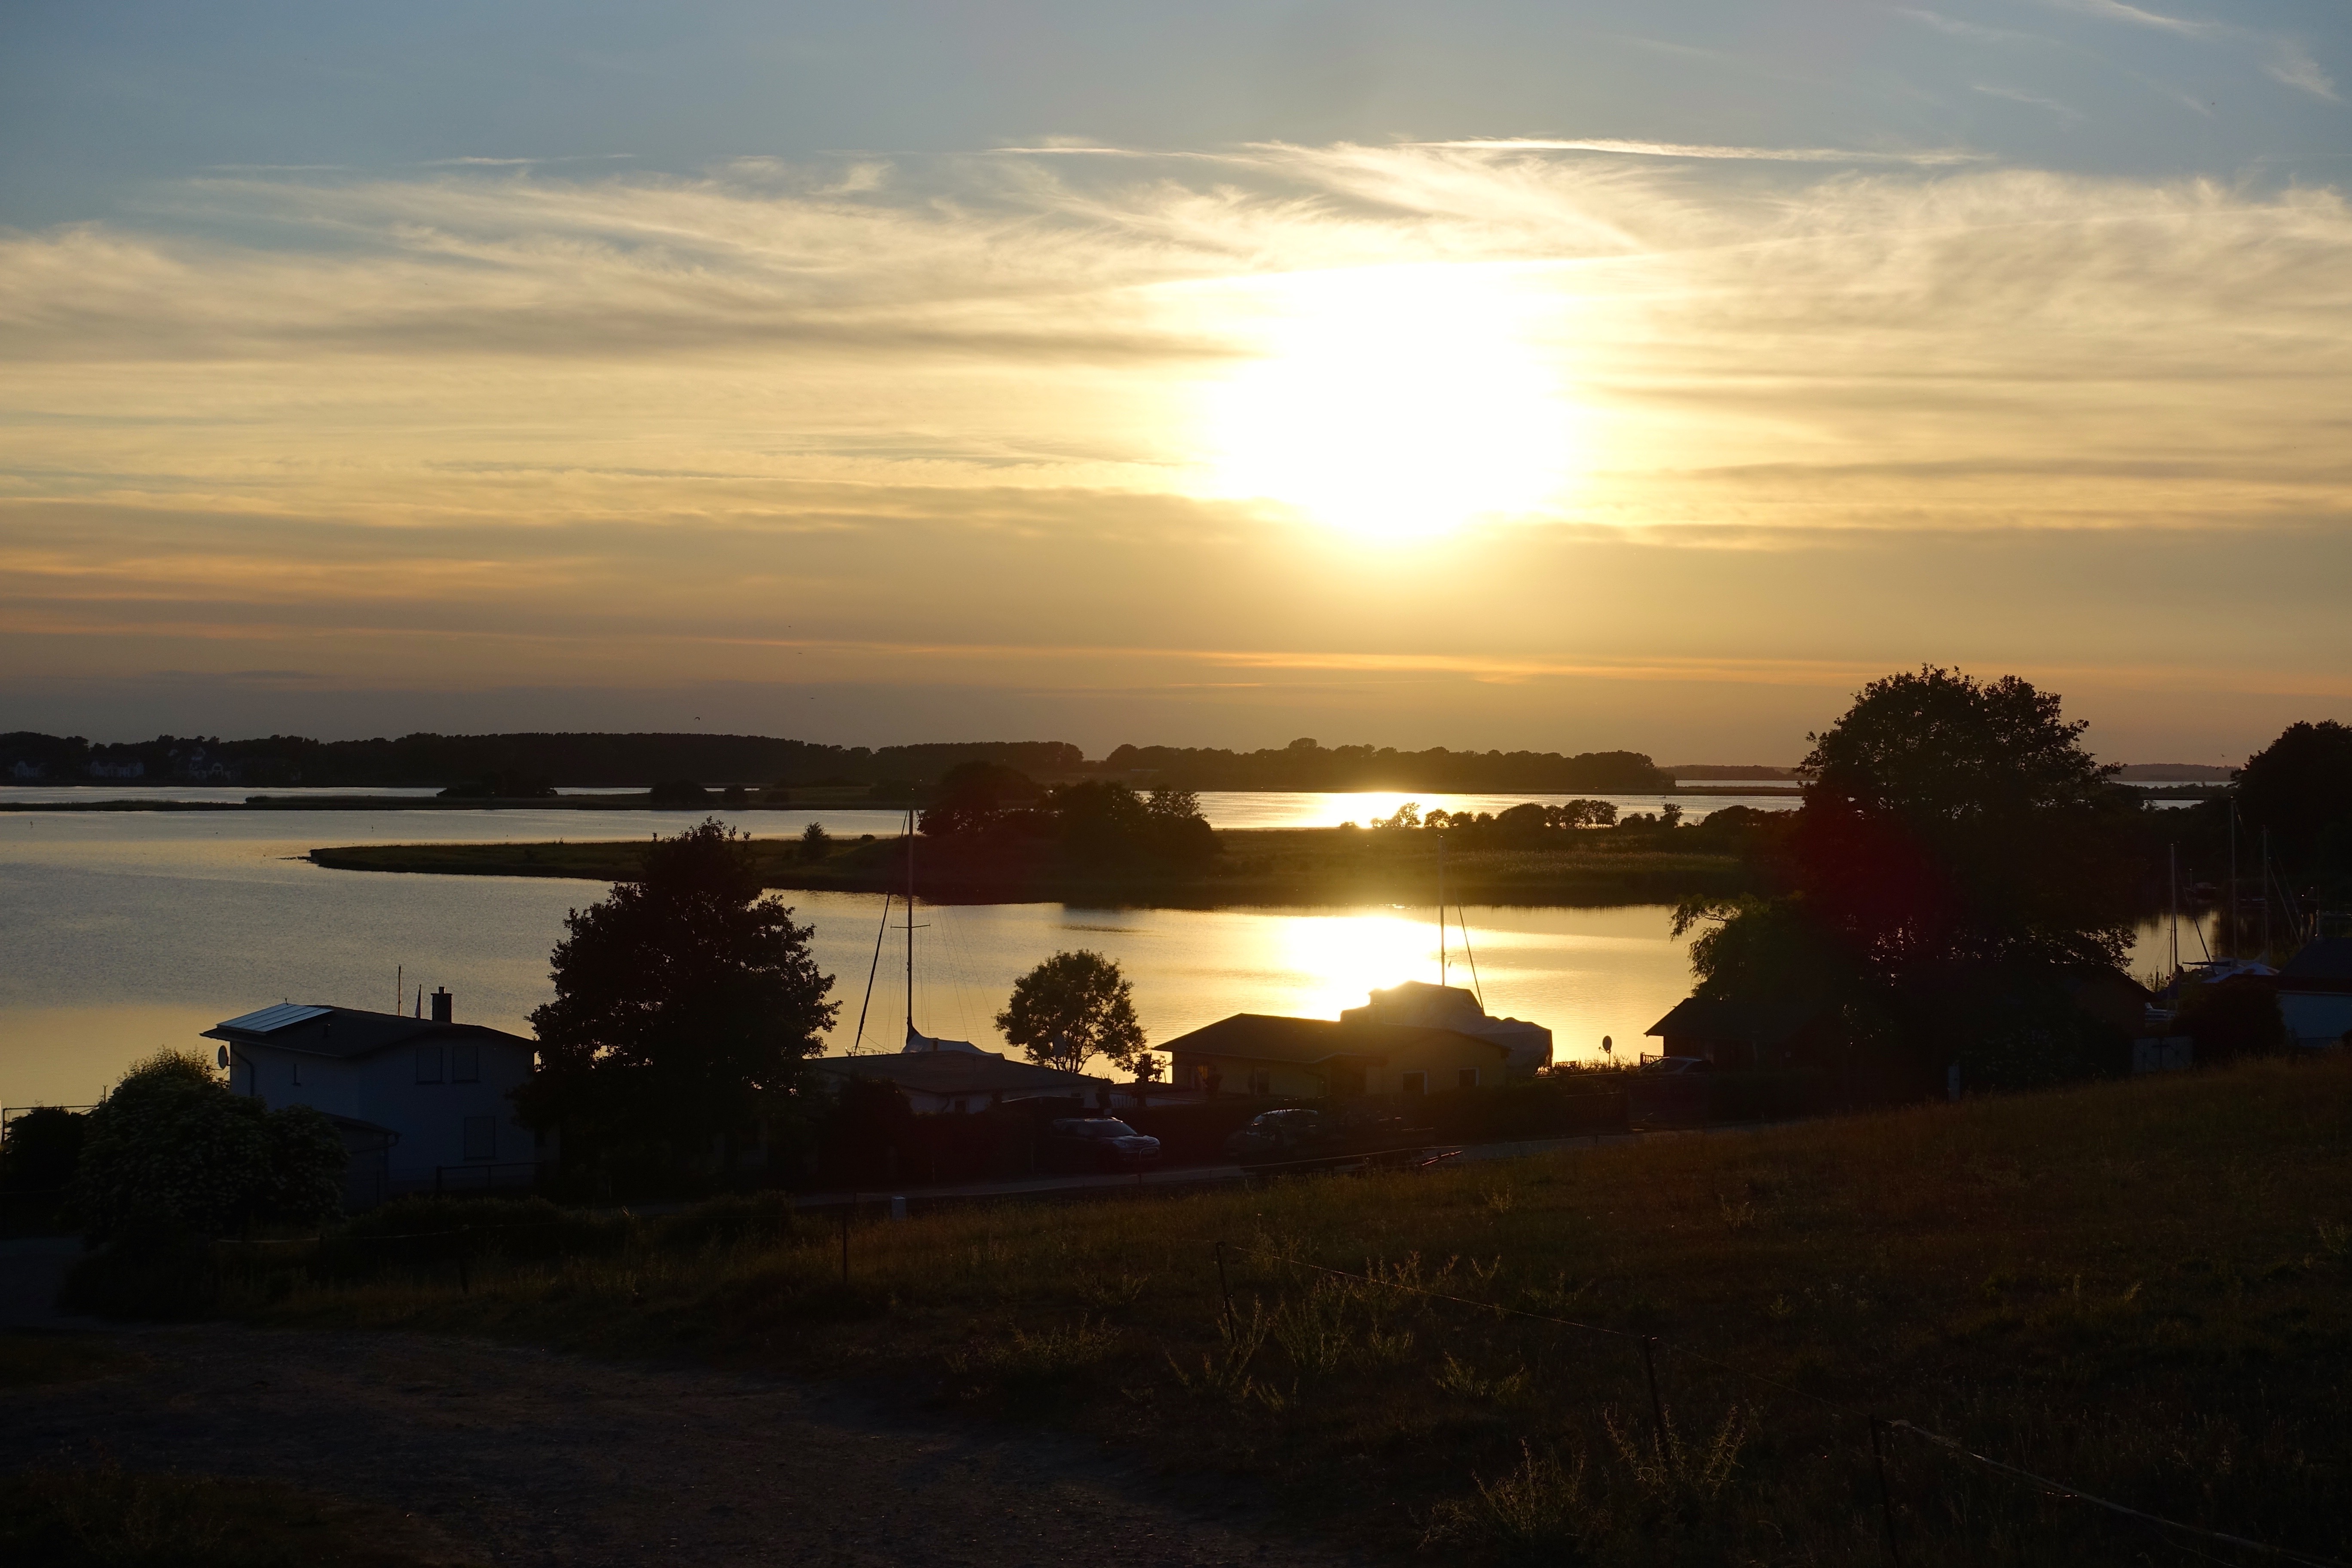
[237,1038,540,1186]
[1173,1038,1507,1098]
[2280,991,2352,1048]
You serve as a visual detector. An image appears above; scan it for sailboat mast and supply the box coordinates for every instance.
[904,807,916,1038]
[2168,842,2178,981]
[1437,833,1448,987]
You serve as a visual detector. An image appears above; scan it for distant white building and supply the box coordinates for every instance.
[1339,981,1553,1076]
[204,990,542,1206]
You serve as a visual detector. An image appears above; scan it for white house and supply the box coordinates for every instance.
[2276,939,2352,1049]
[204,990,542,1205]
[1339,981,1554,1076]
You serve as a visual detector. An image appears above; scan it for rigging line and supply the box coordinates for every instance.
[851,889,893,1055]
[1455,903,1484,1010]
[1886,1422,2350,1568]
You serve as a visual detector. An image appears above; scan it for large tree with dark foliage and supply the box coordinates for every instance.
[1684,669,2144,1087]
[996,950,1149,1076]
[2234,720,2352,867]
[522,820,836,1167]
[1793,665,2140,981]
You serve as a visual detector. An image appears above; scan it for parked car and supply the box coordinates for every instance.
[1042,1117,1162,1172]
[1221,1107,1436,1172]
[1221,1108,1328,1161]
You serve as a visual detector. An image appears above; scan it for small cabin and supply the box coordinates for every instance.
[1160,1014,1513,1099]
[204,991,542,1205]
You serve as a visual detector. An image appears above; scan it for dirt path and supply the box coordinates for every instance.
[0,1326,1370,1568]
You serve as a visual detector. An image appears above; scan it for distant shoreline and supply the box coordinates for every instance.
[306,826,1768,909]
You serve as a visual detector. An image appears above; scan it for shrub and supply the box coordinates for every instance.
[69,1051,345,1243]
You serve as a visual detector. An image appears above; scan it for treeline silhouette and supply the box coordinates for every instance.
[2,729,1673,793]
[1096,738,1672,792]
[0,731,1084,791]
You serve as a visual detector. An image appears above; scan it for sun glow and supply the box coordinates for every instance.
[1199,265,1577,541]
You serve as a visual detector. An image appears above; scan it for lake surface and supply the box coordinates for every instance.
[0,794,2205,1106]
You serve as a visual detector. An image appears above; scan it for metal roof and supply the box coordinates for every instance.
[217,1002,334,1034]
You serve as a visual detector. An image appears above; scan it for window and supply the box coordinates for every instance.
[1400,1071,1427,1095]
[451,1042,480,1083]
[415,1044,444,1083]
[462,1115,495,1162]
[291,1058,302,1086]
[1246,1069,1272,1096]
[1458,1068,1479,1089]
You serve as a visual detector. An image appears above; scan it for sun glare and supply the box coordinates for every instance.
[1199,266,1576,542]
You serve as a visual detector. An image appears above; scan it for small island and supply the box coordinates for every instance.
[309,816,1773,907]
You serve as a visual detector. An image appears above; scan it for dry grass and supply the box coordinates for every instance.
[0,1464,474,1567]
[225,1056,2352,1564]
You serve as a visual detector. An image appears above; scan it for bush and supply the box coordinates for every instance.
[69,1052,346,1243]
[315,1194,628,1276]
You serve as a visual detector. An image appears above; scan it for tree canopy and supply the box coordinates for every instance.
[2234,720,2352,865]
[522,820,837,1163]
[995,950,1149,1077]
[1684,668,2147,1087]
[70,1050,344,1242]
[1792,666,2138,981]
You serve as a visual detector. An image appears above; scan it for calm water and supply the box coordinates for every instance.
[0,794,2197,1106]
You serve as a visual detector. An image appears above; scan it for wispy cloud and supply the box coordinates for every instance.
[3,145,2349,729]
[1406,138,1985,165]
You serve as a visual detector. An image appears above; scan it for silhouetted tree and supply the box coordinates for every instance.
[1683,668,2145,1088]
[1794,666,2137,983]
[996,950,1148,1076]
[70,1050,344,1243]
[2234,720,2352,869]
[521,820,837,1168]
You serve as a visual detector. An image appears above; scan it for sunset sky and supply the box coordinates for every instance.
[4,2,2348,763]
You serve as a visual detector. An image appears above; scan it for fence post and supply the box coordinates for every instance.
[1642,1336,1667,1467]
[839,1197,851,1287]
[1869,1416,1903,1567]
[1214,1240,1236,1338]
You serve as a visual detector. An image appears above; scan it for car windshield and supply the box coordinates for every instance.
[1079,1121,1139,1138]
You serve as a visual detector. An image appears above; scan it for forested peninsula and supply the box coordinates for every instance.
[312,812,1776,907]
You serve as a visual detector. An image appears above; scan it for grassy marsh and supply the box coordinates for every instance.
[182,1055,2352,1563]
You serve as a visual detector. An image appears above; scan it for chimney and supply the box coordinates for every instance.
[430,987,453,1024]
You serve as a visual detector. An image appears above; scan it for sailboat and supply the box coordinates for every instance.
[1340,832,1554,1075]
[848,809,985,1056]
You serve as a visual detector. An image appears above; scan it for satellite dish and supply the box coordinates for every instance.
[217,1045,230,1069]
[1601,1035,1613,1055]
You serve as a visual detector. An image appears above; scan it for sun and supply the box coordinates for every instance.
[1197,264,1576,542]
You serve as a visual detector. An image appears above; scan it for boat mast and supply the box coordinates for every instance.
[2228,800,2239,962]
[1437,832,1448,987]
[904,807,916,1041]
[2168,842,2178,982]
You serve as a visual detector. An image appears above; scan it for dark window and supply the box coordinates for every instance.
[451,1042,480,1083]
[462,1116,495,1161]
[415,1044,444,1083]
[1458,1068,1479,1088]
[1400,1071,1427,1095]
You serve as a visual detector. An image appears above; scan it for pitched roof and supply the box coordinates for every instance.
[1645,997,1823,1047]
[805,1052,1107,1097]
[1159,1014,1511,1066]
[203,1005,533,1061]
[2281,938,2352,982]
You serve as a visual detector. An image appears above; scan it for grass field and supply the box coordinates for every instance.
[0,1467,473,1567]
[309,825,1759,907]
[191,1055,2352,1565]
